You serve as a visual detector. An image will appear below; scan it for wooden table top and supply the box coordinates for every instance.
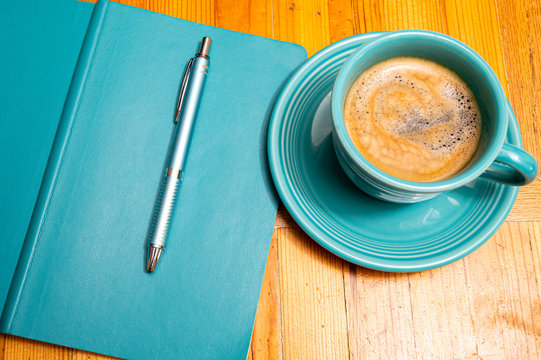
[2,0,540,359]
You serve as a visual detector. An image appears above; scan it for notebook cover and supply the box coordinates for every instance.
[0,1,307,359]
[0,0,94,313]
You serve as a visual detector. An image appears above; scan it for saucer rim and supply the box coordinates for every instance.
[268,32,520,272]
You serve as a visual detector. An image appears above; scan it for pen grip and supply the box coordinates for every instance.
[147,171,181,248]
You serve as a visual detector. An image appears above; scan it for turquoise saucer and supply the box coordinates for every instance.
[268,32,521,272]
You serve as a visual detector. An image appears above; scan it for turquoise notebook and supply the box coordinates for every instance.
[0,1,306,359]
[0,0,94,316]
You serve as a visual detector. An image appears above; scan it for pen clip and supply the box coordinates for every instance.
[174,57,194,124]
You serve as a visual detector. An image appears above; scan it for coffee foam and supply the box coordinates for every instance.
[344,57,481,182]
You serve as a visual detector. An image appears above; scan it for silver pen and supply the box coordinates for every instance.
[146,37,211,272]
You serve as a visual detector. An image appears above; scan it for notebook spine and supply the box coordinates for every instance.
[0,0,110,332]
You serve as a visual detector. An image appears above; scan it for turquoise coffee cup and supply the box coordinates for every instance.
[331,30,539,203]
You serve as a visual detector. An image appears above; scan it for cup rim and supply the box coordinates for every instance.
[331,29,508,193]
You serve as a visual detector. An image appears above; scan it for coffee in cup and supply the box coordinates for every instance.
[331,30,538,203]
[343,56,481,182]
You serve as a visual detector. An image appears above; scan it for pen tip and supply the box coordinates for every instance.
[200,37,211,57]
[147,245,163,273]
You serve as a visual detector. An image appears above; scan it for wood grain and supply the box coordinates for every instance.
[272,0,331,56]
[496,0,541,221]
[3,0,541,359]
[247,232,283,360]
[271,2,347,359]
[2,335,71,360]
[148,0,215,25]
[496,0,541,162]
[328,0,356,43]
[274,203,298,229]
[0,334,5,360]
[215,0,272,37]
[344,222,541,359]
[344,267,416,359]
[277,228,349,359]
[353,0,442,32]
[72,349,118,360]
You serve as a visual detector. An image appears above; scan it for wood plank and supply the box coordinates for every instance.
[495,0,541,162]
[408,268,465,358]
[345,222,482,357]
[277,228,349,359]
[248,232,283,360]
[495,0,541,222]
[468,221,541,359]
[272,0,331,56]
[441,0,507,84]
[275,204,298,229]
[495,0,541,164]
[147,0,215,25]
[2,335,71,360]
[328,0,357,43]
[509,182,541,221]
[0,334,4,360]
[497,222,541,358]
[460,243,510,359]
[344,267,417,359]
[345,222,541,360]
[353,0,442,32]
[215,0,272,37]
[72,349,121,360]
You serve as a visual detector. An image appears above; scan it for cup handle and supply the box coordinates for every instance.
[480,143,538,185]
